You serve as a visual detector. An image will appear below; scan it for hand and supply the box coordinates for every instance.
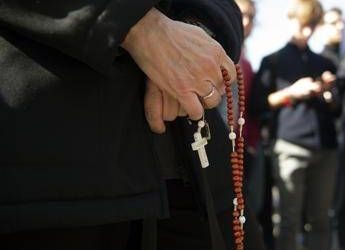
[319,71,336,91]
[121,8,236,121]
[286,77,322,100]
[144,78,187,133]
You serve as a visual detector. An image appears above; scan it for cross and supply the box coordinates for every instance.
[191,131,209,168]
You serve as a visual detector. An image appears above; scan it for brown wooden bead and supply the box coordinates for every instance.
[235,237,243,244]
[237,148,244,154]
[233,176,242,181]
[233,225,241,231]
[234,231,242,237]
[234,182,243,188]
[234,188,242,193]
[237,193,243,199]
[233,211,240,217]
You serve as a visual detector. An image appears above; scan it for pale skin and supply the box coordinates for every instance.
[121,8,236,133]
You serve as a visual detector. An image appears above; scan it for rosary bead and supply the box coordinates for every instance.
[231,152,238,157]
[233,198,238,206]
[224,75,231,81]
[227,114,234,120]
[237,193,243,199]
[239,215,246,224]
[237,245,244,250]
[235,187,242,193]
[235,237,243,244]
[227,101,234,107]
[233,176,241,181]
[224,81,231,88]
[238,117,245,126]
[237,148,244,154]
[233,225,241,231]
[234,182,243,188]
[232,170,240,175]
[232,164,240,170]
[198,120,205,128]
[238,137,244,142]
[231,158,238,163]
[229,132,237,140]
[234,231,242,238]
[233,219,240,225]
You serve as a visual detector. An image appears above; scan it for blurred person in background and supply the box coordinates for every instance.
[335,28,345,250]
[251,0,340,249]
[337,55,345,250]
[321,7,344,67]
[320,7,344,249]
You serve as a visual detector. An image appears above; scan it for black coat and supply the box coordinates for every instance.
[0,0,243,233]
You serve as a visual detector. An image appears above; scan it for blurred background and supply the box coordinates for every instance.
[246,0,345,70]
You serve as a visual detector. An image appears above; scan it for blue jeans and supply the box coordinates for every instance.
[273,139,337,250]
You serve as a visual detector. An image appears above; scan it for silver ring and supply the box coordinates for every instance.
[201,85,215,100]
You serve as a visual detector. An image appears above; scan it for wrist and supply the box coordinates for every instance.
[121,8,169,52]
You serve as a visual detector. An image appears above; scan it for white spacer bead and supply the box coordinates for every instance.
[229,132,237,140]
[233,198,238,206]
[198,120,205,128]
[239,215,246,224]
[238,117,245,126]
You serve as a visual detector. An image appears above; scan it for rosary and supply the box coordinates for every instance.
[191,65,245,250]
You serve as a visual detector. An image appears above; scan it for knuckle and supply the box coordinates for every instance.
[200,56,217,73]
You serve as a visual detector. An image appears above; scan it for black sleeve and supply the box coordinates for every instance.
[168,0,243,63]
[0,0,159,76]
[249,56,276,121]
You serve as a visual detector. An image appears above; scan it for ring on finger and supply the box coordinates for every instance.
[201,85,216,100]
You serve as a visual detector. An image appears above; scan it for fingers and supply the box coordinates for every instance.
[177,92,204,120]
[145,79,190,133]
[178,105,187,117]
[195,81,222,109]
[162,91,179,121]
[144,81,166,134]
[322,71,336,82]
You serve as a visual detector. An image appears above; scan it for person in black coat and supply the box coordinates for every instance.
[0,1,265,250]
